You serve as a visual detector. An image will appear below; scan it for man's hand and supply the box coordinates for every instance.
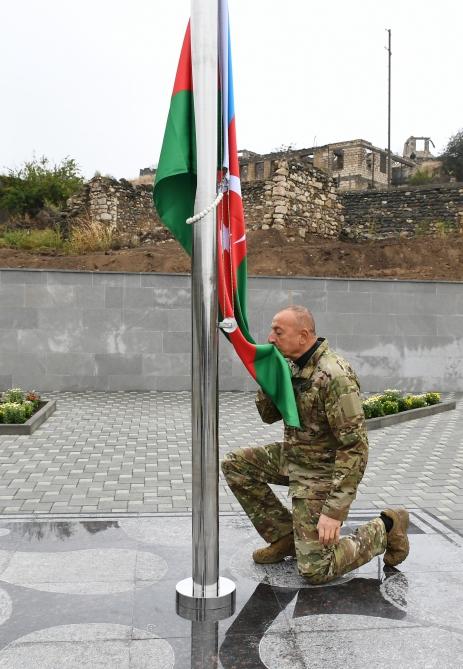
[317,514,341,546]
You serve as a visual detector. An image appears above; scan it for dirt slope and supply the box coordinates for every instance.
[0,230,462,280]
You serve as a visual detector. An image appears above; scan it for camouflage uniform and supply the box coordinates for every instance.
[221,339,387,584]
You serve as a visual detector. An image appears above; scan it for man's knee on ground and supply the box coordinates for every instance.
[296,557,337,585]
[302,570,337,585]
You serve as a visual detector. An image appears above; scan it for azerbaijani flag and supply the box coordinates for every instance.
[153,0,300,428]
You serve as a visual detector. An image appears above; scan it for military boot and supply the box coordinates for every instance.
[382,508,410,567]
[252,533,296,564]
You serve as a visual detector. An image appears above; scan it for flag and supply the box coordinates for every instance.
[153,1,300,428]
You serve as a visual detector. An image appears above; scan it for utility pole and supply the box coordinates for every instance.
[386,28,392,189]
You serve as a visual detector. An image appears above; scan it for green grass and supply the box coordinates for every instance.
[0,228,64,251]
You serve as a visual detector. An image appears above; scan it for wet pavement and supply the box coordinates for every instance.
[0,509,462,668]
[0,391,462,666]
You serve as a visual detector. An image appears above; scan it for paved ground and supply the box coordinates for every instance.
[0,511,462,668]
[0,391,462,532]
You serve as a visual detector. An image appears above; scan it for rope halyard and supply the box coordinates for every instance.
[186,176,228,225]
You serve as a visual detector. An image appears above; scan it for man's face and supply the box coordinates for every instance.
[267,310,304,360]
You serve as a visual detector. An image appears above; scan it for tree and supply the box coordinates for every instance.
[408,169,434,186]
[0,156,84,217]
[441,129,463,182]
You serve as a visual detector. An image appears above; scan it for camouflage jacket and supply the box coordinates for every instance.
[255,339,368,522]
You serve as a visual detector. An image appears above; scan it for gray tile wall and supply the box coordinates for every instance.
[0,269,462,393]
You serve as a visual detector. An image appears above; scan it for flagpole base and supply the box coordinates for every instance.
[176,577,236,622]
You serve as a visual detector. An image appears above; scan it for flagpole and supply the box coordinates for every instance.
[176,0,235,620]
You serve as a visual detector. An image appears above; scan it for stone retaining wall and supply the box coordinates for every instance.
[340,183,463,240]
[64,162,343,243]
[0,269,461,393]
[65,177,168,245]
[62,175,463,245]
[243,160,343,239]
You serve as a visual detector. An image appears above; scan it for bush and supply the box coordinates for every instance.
[2,387,25,403]
[0,156,84,217]
[409,394,427,409]
[408,169,435,185]
[362,396,385,419]
[382,400,399,415]
[0,388,41,424]
[382,389,402,401]
[65,217,116,254]
[363,390,440,419]
[425,392,440,406]
[0,402,27,424]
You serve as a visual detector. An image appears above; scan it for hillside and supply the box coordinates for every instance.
[0,230,462,280]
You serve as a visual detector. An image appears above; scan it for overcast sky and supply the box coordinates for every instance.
[1,0,461,180]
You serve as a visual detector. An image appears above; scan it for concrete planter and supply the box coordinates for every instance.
[366,399,456,431]
[0,400,57,435]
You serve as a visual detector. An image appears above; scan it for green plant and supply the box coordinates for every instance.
[2,227,64,251]
[363,389,441,418]
[409,394,427,409]
[0,156,84,217]
[381,389,402,401]
[65,216,116,254]
[0,402,27,424]
[408,169,434,186]
[425,392,441,405]
[2,388,25,403]
[362,396,385,419]
[381,399,399,415]
[415,220,431,236]
[441,129,463,181]
[0,388,41,423]
[434,220,454,237]
[23,400,34,419]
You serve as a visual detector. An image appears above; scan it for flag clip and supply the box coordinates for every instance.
[218,317,238,333]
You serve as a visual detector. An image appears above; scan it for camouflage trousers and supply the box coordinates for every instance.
[221,442,387,585]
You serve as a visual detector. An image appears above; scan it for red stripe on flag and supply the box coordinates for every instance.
[229,330,257,379]
[172,24,193,96]
[228,117,240,177]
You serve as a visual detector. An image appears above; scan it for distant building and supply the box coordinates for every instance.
[140,135,442,192]
[139,166,156,177]
[401,136,442,182]
[238,140,415,191]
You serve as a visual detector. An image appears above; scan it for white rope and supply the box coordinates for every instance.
[186,190,224,225]
[186,176,228,225]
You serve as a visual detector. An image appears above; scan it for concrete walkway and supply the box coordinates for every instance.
[0,391,461,533]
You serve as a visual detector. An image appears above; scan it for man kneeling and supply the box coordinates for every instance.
[221,305,409,584]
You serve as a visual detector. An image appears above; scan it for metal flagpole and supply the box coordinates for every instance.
[176,0,235,621]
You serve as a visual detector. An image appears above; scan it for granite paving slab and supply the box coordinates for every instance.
[0,511,461,668]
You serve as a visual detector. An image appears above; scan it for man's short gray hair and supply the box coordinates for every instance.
[279,305,316,334]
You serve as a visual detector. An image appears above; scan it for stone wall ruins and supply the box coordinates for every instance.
[63,172,463,245]
[340,184,463,241]
[242,160,343,239]
[64,177,168,244]
[64,162,342,242]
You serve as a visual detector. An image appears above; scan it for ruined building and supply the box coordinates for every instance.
[237,140,415,191]
[140,136,443,193]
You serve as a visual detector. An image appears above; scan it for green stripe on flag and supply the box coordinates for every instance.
[153,90,196,255]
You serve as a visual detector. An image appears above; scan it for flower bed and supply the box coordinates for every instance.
[0,388,42,424]
[362,389,440,419]
[0,388,57,435]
